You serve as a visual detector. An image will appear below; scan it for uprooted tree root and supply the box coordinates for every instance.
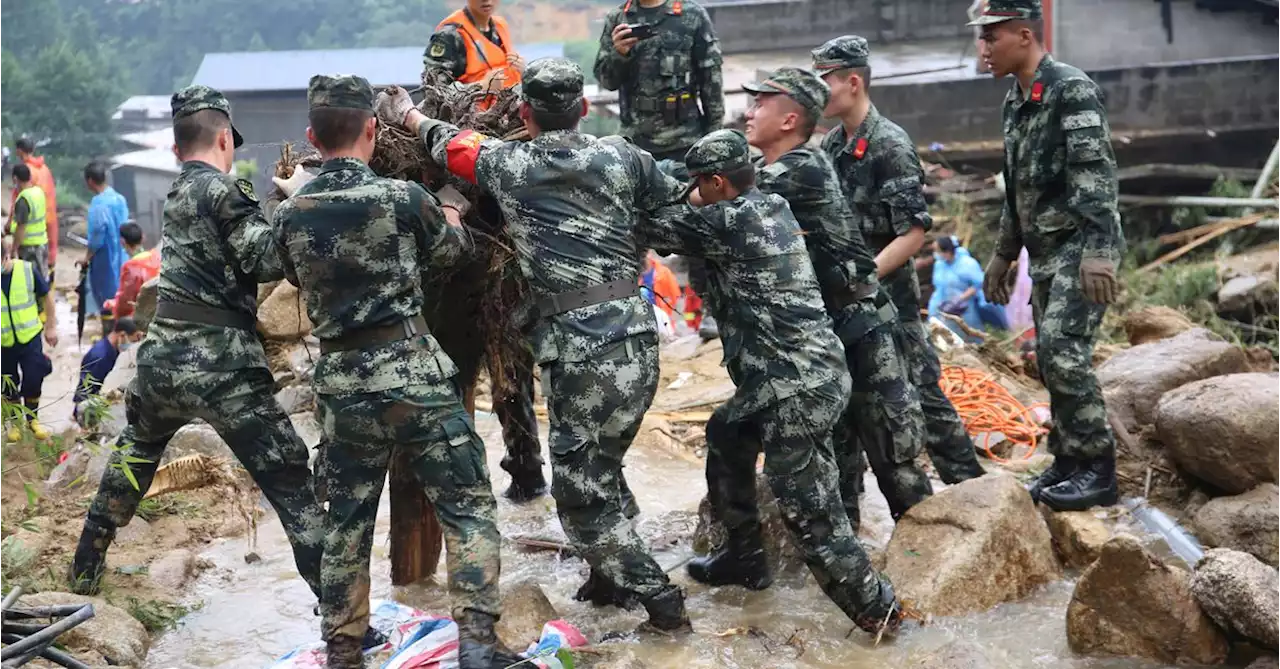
[273,79,531,400]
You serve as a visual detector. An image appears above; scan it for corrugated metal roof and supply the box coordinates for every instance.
[191,43,565,93]
[120,128,175,150]
[111,148,182,175]
[113,95,172,121]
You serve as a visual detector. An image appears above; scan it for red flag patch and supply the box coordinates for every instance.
[853,138,868,159]
[446,130,489,185]
[1030,82,1044,103]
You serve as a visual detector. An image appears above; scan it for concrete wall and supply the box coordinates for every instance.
[705,0,971,54]
[871,55,1279,145]
[111,168,173,243]
[1056,0,1278,70]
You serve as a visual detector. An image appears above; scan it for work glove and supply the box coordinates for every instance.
[1079,256,1119,305]
[983,254,1014,306]
[434,184,471,217]
[271,168,315,198]
[375,86,415,128]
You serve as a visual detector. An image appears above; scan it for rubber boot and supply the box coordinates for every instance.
[1026,454,1077,503]
[686,524,773,590]
[574,568,639,609]
[456,609,524,669]
[29,419,49,441]
[1039,455,1119,512]
[698,315,720,342]
[636,585,692,635]
[503,469,548,503]
[850,573,904,636]
[69,520,116,595]
[325,635,363,669]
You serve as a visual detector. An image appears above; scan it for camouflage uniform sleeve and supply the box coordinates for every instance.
[406,181,472,268]
[690,6,725,133]
[639,202,725,259]
[878,140,932,237]
[423,26,468,81]
[593,9,632,92]
[416,118,502,192]
[221,177,285,283]
[1059,78,1123,262]
[996,102,1023,262]
[627,142,691,213]
[270,200,300,287]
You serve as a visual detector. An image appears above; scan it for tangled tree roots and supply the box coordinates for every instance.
[273,78,532,401]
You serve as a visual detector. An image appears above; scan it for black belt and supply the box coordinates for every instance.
[320,316,428,354]
[536,278,638,318]
[824,281,878,312]
[156,301,256,331]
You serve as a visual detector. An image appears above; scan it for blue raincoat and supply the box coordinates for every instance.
[86,187,129,314]
[929,245,1007,333]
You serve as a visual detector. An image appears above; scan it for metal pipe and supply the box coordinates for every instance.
[1250,140,1280,199]
[0,588,22,613]
[0,605,93,660]
[1119,194,1279,208]
[0,632,92,669]
[3,606,91,620]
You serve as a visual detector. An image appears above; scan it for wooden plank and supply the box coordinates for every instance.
[388,448,443,586]
[1138,216,1259,273]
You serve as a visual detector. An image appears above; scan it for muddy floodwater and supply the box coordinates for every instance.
[139,409,1202,669]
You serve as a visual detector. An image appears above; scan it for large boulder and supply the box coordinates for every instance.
[1096,328,1249,433]
[1190,548,1279,651]
[147,548,198,590]
[257,282,312,341]
[1065,535,1229,664]
[20,592,150,667]
[160,422,232,464]
[1218,272,1279,320]
[134,276,158,332]
[1122,305,1195,346]
[1040,507,1109,569]
[1155,373,1279,494]
[1192,483,1278,567]
[884,474,1060,617]
[692,473,803,574]
[494,580,558,652]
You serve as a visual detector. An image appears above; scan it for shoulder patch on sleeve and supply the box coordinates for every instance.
[235,178,258,203]
[1063,110,1102,131]
[429,42,446,58]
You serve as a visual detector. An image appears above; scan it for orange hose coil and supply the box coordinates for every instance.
[938,366,1050,463]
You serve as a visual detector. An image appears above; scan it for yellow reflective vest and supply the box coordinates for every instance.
[10,186,48,247]
[2,260,42,347]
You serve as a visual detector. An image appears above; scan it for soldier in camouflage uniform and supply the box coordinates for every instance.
[640,129,902,635]
[972,0,1122,511]
[594,0,726,340]
[272,75,516,669]
[742,68,932,530]
[70,87,325,602]
[814,36,987,485]
[377,58,692,632]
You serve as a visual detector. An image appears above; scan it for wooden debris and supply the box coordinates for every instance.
[1139,215,1262,272]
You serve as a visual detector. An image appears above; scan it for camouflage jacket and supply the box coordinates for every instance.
[754,147,884,314]
[641,188,847,420]
[136,160,279,372]
[822,105,932,322]
[272,158,468,395]
[593,0,724,157]
[997,54,1124,280]
[417,121,686,364]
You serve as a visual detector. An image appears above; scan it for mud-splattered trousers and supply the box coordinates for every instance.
[830,297,932,531]
[315,378,502,644]
[541,334,669,599]
[86,364,324,597]
[705,376,887,619]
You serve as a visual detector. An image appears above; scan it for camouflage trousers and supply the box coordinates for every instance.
[898,318,987,483]
[832,299,932,530]
[1031,266,1115,460]
[315,380,502,643]
[86,365,324,596]
[704,377,886,621]
[541,334,667,599]
[490,347,543,481]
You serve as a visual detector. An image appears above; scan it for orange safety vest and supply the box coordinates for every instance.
[437,9,522,89]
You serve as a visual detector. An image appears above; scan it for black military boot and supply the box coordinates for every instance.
[503,469,548,503]
[574,568,639,609]
[325,635,364,669]
[1026,454,1078,503]
[68,520,116,595]
[636,585,692,635]
[456,609,524,669]
[1039,455,1119,512]
[686,524,773,590]
[850,573,903,636]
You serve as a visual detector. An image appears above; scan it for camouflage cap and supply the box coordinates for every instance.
[171,85,243,148]
[742,67,831,121]
[307,74,376,112]
[811,35,870,72]
[522,57,585,113]
[684,129,752,177]
[967,0,1042,26]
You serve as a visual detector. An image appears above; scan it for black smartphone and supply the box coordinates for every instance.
[627,23,656,40]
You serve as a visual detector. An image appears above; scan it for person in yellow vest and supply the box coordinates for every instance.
[8,164,51,285]
[423,0,526,94]
[2,236,58,441]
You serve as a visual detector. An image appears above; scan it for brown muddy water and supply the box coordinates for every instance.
[145,413,1190,669]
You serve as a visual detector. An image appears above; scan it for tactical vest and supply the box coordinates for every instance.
[2,260,42,347]
[10,186,48,247]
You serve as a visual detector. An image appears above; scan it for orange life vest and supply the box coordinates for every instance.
[437,9,522,89]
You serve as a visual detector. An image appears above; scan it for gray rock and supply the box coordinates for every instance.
[1247,657,1279,669]
[1190,548,1279,650]
[911,640,995,669]
[1041,507,1110,569]
[21,592,150,667]
[494,579,558,651]
[1156,373,1279,494]
[115,517,152,544]
[7,516,53,558]
[1192,483,1278,567]
[1218,273,1278,318]
[275,384,315,415]
[1122,305,1195,346]
[1096,328,1249,433]
[147,548,197,590]
[160,422,232,464]
[693,472,804,574]
[134,277,158,332]
[257,282,312,341]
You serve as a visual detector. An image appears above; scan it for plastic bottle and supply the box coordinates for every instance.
[1125,497,1205,567]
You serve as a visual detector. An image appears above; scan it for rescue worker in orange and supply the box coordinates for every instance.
[423,0,526,94]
